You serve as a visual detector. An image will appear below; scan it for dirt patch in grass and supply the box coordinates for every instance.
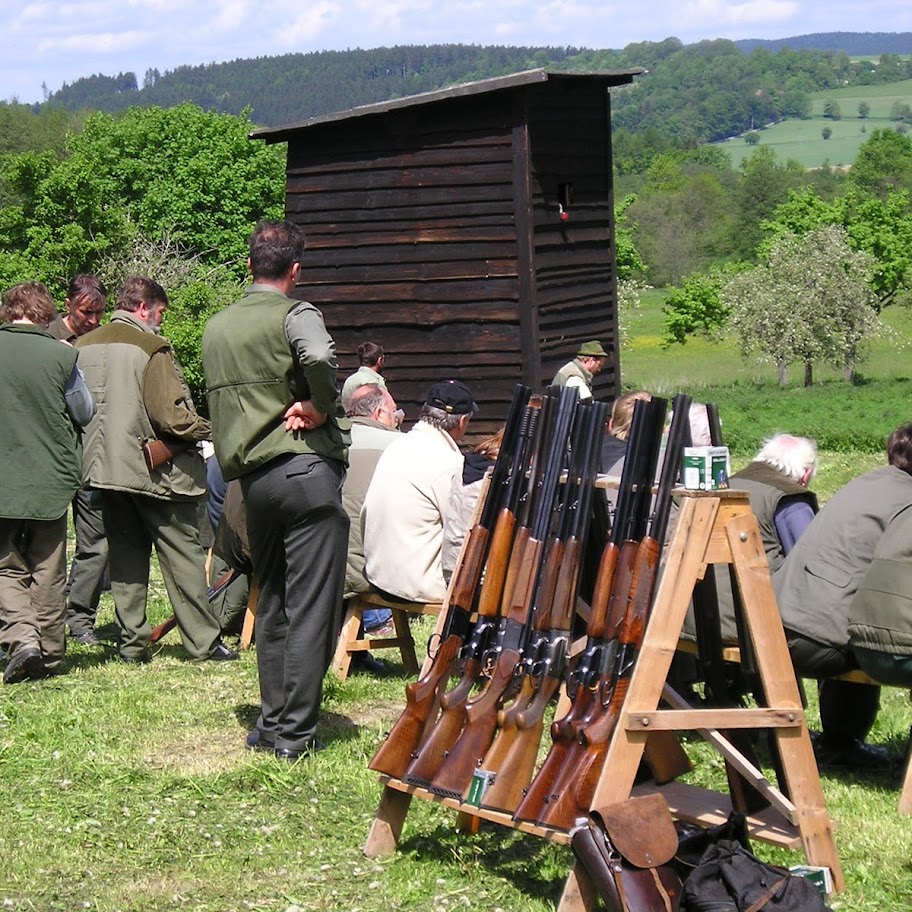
[143,727,243,774]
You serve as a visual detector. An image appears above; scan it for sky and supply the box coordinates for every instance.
[4,0,912,104]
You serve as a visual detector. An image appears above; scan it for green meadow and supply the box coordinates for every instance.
[1,292,911,910]
[715,78,912,169]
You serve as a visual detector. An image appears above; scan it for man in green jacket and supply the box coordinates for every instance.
[0,282,96,683]
[76,277,237,664]
[774,424,912,770]
[203,220,350,760]
[551,340,608,401]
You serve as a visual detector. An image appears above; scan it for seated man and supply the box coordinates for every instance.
[686,434,818,644]
[342,384,401,665]
[362,380,475,604]
[774,423,912,770]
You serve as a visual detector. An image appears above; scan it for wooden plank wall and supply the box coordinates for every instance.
[286,94,523,439]
[527,81,620,402]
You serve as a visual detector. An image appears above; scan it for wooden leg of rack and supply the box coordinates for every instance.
[364,785,412,857]
[556,861,597,912]
[455,810,482,834]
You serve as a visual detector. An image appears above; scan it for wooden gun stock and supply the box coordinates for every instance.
[427,534,547,799]
[540,537,661,831]
[368,525,491,778]
[149,566,237,645]
[399,513,522,786]
[142,436,193,471]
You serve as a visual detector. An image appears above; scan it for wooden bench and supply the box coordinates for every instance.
[676,636,912,814]
[332,590,442,681]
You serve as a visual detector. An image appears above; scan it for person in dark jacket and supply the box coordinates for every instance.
[774,423,912,770]
[0,282,96,683]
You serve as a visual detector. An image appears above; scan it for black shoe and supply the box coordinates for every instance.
[70,631,102,646]
[205,642,239,662]
[3,647,45,684]
[245,729,276,753]
[275,739,325,761]
[814,735,891,771]
[351,651,386,674]
[118,651,151,665]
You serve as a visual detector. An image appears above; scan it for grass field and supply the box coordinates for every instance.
[714,78,912,168]
[2,301,912,910]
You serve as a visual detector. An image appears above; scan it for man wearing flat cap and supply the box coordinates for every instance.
[552,340,608,400]
[362,379,476,603]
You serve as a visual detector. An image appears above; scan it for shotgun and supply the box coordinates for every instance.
[478,400,607,813]
[142,435,194,472]
[368,384,534,778]
[513,396,666,824]
[535,395,691,831]
[149,566,238,644]
[426,385,581,800]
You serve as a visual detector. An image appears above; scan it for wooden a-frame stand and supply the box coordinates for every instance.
[364,490,845,909]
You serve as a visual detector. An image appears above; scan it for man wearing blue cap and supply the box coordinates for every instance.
[362,379,477,604]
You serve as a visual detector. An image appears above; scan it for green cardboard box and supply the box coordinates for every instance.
[682,446,730,491]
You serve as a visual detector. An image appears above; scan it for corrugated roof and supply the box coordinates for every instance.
[250,67,644,142]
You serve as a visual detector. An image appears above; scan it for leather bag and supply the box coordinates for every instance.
[570,793,683,912]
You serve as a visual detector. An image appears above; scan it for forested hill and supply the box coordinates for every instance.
[45,33,912,142]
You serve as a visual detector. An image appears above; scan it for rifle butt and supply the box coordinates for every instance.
[481,677,560,813]
[402,700,467,787]
[368,635,461,778]
[512,738,577,824]
[429,654,520,800]
[149,615,177,644]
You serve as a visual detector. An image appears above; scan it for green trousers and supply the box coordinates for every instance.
[0,515,68,670]
[100,491,220,659]
[65,486,109,636]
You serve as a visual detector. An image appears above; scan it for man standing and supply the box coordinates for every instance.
[203,220,350,760]
[76,277,235,664]
[0,282,95,683]
[551,340,608,401]
[362,379,475,605]
[340,341,387,412]
[774,424,912,769]
[47,274,110,646]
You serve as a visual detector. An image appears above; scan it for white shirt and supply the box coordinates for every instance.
[362,421,464,602]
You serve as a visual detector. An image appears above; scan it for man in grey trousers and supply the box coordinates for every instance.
[203,220,350,761]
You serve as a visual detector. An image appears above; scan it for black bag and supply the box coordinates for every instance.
[681,838,832,912]
[570,793,683,912]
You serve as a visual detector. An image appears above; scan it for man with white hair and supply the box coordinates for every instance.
[690,434,818,645]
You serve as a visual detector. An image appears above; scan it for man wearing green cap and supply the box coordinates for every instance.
[551,340,608,400]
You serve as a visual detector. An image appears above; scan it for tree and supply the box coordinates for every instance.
[762,183,912,311]
[661,263,747,346]
[823,100,842,120]
[858,101,871,120]
[822,126,832,140]
[848,128,912,198]
[745,131,760,145]
[0,103,285,295]
[724,226,882,386]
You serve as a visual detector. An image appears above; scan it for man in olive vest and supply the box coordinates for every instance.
[47,274,110,646]
[203,220,350,761]
[76,277,237,664]
[774,424,912,770]
[551,340,608,401]
[0,282,96,683]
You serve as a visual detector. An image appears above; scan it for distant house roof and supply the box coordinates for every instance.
[250,67,645,143]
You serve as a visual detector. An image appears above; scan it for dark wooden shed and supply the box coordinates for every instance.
[251,67,642,436]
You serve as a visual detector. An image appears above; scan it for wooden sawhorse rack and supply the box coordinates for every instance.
[364,490,845,910]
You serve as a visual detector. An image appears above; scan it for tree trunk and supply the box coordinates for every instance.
[777,360,789,387]
[804,360,813,387]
